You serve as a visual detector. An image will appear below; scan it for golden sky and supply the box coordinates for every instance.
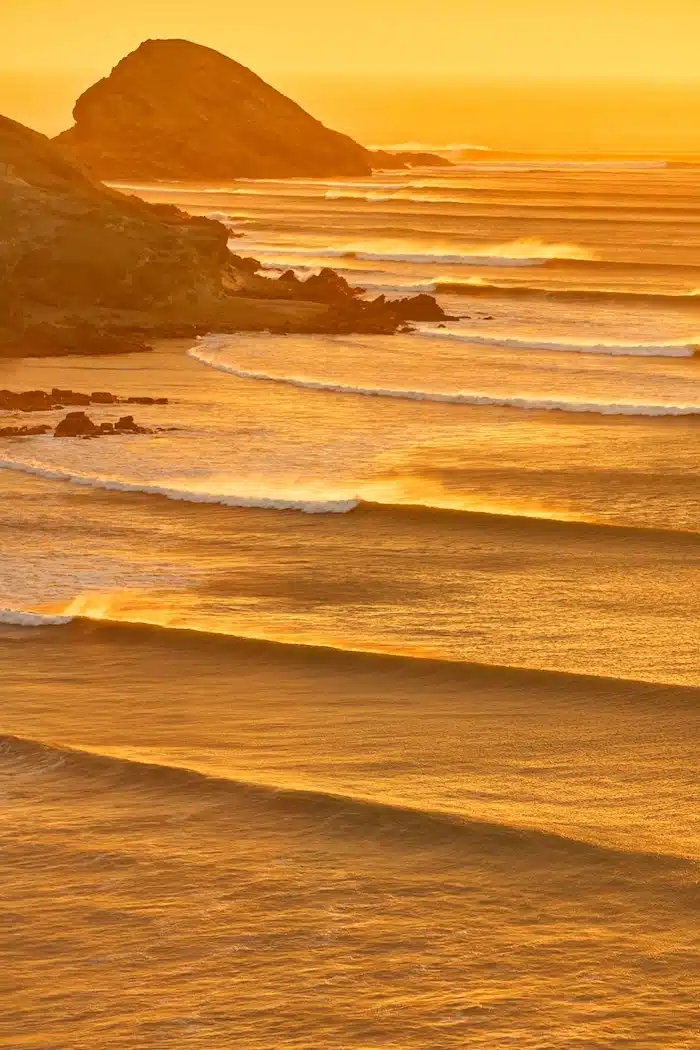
[4,0,700,79]
[4,0,700,150]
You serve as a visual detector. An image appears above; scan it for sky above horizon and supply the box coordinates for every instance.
[5,0,700,80]
[5,0,700,150]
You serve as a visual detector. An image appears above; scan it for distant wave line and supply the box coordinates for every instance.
[416,329,698,358]
[4,729,690,866]
[189,342,700,415]
[433,280,700,307]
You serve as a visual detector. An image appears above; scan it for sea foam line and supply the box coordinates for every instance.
[415,329,698,358]
[0,459,357,514]
[189,344,700,417]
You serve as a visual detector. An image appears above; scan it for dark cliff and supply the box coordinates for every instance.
[0,113,232,323]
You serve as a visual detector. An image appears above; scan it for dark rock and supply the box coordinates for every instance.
[385,293,448,321]
[370,150,454,170]
[0,387,168,411]
[0,389,53,412]
[52,410,149,437]
[0,423,52,437]
[54,411,100,437]
[54,39,373,181]
[279,270,301,285]
[114,414,149,434]
[228,254,262,275]
[301,268,361,305]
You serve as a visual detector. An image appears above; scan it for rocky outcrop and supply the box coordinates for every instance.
[0,423,52,437]
[381,293,449,321]
[0,114,231,315]
[55,39,373,181]
[370,150,453,169]
[53,411,149,437]
[0,411,150,438]
[0,388,168,411]
[0,112,407,355]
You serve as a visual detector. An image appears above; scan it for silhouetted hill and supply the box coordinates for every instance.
[55,39,374,181]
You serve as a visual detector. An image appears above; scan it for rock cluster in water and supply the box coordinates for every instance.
[53,412,149,437]
[0,388,168,412]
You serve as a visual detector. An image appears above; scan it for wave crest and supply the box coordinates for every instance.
[248,238,596,269]
[0,608,72,627]
[189,342,700,416]
[417,329,698,358]
[0,459,358,514]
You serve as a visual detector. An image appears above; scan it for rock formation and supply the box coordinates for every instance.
[0,112,404,355]
[0,112,233,344]
[53,411,149,437]
[370,150,453,169]
[0,388,168,412]
[55,39,373,181]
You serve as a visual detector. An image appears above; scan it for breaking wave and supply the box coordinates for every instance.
[0,609,72,627]
[434,278,700,307]
[416,329,698,358]
[248,239,596,268]
[189,343,700,416]
[0,459,358,514]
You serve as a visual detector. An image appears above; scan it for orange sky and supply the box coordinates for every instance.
[4,0,700,79]
[4,0,700,150]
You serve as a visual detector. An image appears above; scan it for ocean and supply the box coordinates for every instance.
[2,155,700,1047]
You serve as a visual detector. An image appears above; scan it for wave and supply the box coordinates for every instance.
[450,160,669,172]
[249,238,595,268]
[189,343,700,415]
[369,141,491,152]
[417,329,698,358]
[0,458,358,514]
[435,278,700,307]
[250,247,546,268]
[2,729,695,868]
[0,608,72,627]
[0,729,688,868]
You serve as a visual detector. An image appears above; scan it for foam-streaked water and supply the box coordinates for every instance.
[3,157,700,1048]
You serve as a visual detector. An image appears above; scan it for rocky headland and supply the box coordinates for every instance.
[1,112,451,359]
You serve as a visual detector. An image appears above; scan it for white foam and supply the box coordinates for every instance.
[416,329,698,358]
[0,609,73,627]
[325,190,484,206]
[0,458,357,514]
[189,342,700,417]
[362,280,438,294]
